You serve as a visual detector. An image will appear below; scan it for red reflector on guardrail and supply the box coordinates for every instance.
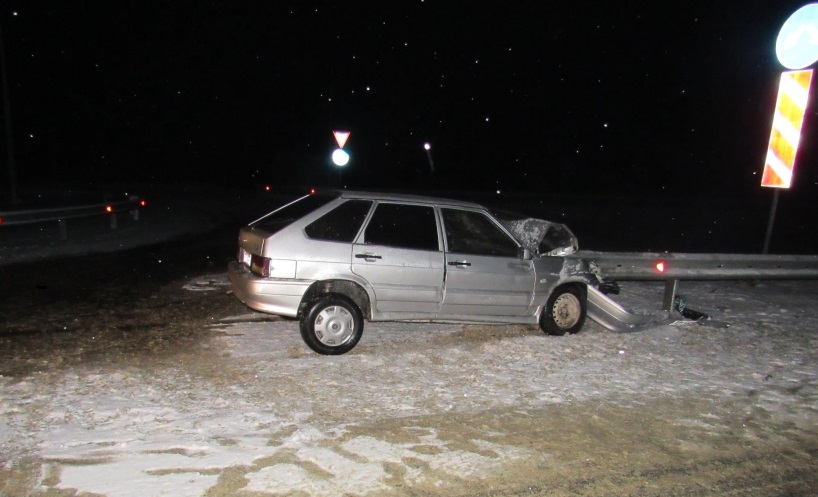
[105,205,113,213]
[140,200,146,207]
[655,261,667,273]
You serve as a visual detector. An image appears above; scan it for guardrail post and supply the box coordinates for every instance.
[129,195,139,221]
[58,219,67,240]
[110,212,117,229]
[661,279,678,312]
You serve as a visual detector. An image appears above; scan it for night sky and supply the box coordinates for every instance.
[1,1,815,200]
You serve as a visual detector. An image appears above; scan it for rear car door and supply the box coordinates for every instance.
[351,202,445,315]
[438,208,535,317]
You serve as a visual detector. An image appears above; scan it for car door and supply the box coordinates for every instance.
[438,207,535,318]
[351,202,445,315]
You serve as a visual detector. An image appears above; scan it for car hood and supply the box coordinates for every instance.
[499,217,579,257]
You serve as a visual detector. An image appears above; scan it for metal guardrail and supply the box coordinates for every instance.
[573,250,818,312]
[0,197,145,239]
[575,250,818,280]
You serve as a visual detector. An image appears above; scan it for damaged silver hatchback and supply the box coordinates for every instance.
[228,190,603,355]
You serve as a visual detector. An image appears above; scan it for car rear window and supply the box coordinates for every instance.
[305,200,373,242]
[252,192,339,234]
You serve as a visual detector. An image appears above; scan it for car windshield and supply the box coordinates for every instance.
[492,209,578,256]
[251,192,339,234]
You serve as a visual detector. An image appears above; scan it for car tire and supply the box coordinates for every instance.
[300,294,364,355]
[540,285,586,336]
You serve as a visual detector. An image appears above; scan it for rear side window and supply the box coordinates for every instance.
[305,200,373,242]
[253,193,338,234]
[441,208,519,257]
[363,203,439,251]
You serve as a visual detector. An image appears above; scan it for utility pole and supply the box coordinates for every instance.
[0,11,19,204]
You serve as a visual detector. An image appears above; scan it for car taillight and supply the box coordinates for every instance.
[250,254,272,277]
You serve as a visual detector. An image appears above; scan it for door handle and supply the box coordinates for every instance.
[355,253,382,260]
[448,260,471,267]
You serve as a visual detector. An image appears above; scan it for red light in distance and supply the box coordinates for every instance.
[310,188,316,194]
[140,200,147,207]
[105,205,113,213]
[265,185,271,191]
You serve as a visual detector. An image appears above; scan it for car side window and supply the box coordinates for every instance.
[363,203,439,251]
[305,200,373,242]
[441,208,519,257]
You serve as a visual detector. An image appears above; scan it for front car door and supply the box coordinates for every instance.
[351,202,445,317]
[438,208,535,318]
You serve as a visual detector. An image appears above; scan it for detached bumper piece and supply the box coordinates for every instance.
[597,279,620,295]
[673,295,709,321]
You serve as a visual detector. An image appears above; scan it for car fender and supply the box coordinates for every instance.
[532,256,596,308]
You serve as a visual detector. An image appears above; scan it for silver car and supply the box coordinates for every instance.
[228,190,601,355]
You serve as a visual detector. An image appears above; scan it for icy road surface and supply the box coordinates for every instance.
[2,276,818,496]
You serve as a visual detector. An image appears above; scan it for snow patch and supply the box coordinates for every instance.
[2,278,818,496]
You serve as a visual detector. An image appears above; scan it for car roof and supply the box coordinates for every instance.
[336,190,485,210]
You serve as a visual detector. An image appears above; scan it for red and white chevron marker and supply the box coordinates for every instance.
[761,69,813,188]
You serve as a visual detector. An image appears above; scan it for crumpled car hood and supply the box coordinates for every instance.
[499,217,579,257]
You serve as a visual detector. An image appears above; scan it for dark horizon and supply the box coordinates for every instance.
[0,1,816,202]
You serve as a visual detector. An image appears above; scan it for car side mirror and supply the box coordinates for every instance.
[518,247,532,260]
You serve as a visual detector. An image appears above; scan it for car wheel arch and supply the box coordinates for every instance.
[538,280,588,306]
[557,281,588,296]
[299,279,372,319]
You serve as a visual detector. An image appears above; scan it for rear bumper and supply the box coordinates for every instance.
[227,261,311,317]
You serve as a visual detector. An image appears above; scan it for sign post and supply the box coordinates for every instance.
[761,4,818,253]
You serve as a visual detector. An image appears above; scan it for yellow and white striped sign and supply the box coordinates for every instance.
[762,69,813,188]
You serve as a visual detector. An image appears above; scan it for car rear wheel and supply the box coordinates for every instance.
[300,294,364,355]
[540,285,586,336]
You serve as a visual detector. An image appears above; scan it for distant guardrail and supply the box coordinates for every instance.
[572,250,818,311]
[0,196,146,239]
[576,250,818,280]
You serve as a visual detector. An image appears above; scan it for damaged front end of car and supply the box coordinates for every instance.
[498,211,664,332]
[496,214,579,258]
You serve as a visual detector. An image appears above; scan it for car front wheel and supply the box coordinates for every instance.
[540,285,586,336]
[300,294,364,355]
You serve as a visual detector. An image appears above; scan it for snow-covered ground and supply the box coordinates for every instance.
[3,188,817,494]
[2,274,817,496]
